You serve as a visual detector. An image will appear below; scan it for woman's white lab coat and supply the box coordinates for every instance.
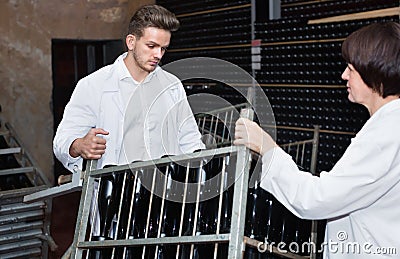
[261,99,400,258]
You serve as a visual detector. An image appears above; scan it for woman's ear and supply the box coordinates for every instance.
[126,34,136,51]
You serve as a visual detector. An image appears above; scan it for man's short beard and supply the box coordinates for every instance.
[132,49,155,73]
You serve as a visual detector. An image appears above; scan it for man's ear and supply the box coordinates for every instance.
[126,34,136,51]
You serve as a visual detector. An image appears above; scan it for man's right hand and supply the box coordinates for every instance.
[69,128,109,159]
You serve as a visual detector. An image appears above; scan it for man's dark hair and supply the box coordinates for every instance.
[128,5,180,38]
[342,22,400,97]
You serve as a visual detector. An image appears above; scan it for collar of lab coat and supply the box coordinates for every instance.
[102,52,159,92]
[357,98,400,138]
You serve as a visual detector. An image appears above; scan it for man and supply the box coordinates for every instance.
[54,5,205,172]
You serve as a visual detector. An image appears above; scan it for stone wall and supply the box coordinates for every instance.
[0,0,154,184]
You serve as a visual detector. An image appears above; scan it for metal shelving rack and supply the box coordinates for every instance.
[0,117,53,259]
[64,106,320,259]
[70,145,251,258]
[68,108,254,258]
[22,103,321,259]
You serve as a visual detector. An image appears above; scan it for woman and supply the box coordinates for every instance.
[234,22,400,258]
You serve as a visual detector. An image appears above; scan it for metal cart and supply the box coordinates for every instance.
[24,104,321,259]
[196,103,248,148]
[64,108,321,259]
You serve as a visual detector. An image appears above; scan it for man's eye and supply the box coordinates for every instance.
[161,47,168,52]
[148,45,154,48]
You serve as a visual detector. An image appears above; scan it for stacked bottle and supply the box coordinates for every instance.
[89,164,124,259]
[244,155,313,258]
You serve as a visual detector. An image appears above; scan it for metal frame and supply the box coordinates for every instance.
[23,166,83,203]
[70,145,251,259]
[66,108,320,259]
[279,125,320,175]
[68,108,254,258]
[1,120,52,259]
[196,103,249,148]
[19,100,320,259]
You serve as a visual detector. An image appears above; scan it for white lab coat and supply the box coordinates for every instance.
[53,53,205,172]
[261,99,400,258]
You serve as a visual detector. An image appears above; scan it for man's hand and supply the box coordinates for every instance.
[69,128,109,159]
[233,118,277,156]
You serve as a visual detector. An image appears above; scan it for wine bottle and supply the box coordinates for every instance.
[217,157,233,258]
[195,156,224,258]
[96,174,112,233]
[280,208,297,252]
[294,217,312,256]
[219,161,233,234]
[107,170,124,238]
[244,247,262,259]
[267,196,284,247]
[89,165,120,259]
[88,236,112,259]
[125,167,152,258]
[158,160,186,258]
[179,163,202,259]
[245,180,269,239]
[244,157,270,259]
[116,170,135,239]
[143,160,168,259]
[114,169,136,258]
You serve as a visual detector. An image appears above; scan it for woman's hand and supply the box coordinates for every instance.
[233,118,277,156]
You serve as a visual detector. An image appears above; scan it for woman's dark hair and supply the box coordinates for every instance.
[342,22,400,97]
[128,5,180,38]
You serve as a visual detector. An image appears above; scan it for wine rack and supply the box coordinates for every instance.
[67,152,321,258]
[281,0,398,19]
[157,0,250,16]
[160,0,252,75]
[0,116,52,258]
[158,0,399,175]
[196,102,249,148]
[69,147,247,258]
[62,105,322,259]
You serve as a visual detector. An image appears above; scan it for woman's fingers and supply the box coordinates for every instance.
[234,118,277,155]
